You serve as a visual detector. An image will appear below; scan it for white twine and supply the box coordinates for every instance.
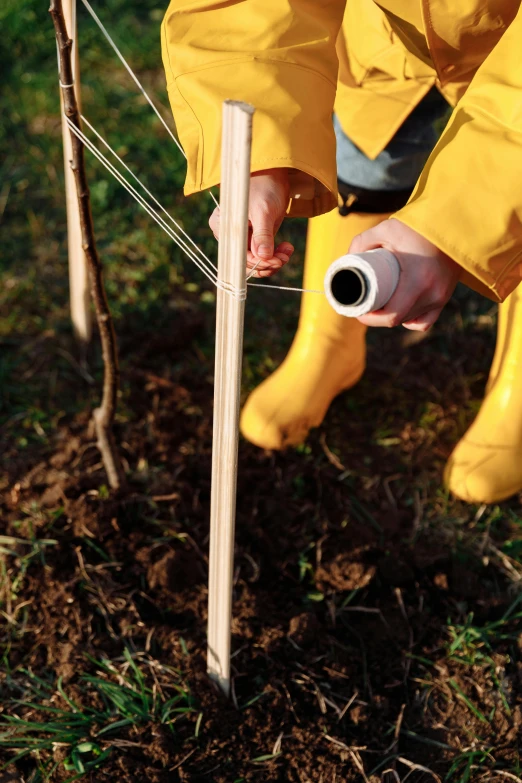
[58,0,324,300]
[65,118,223,289]
[66,117,247,300]
[65,115,323,300]
[81,115,217,274]
[249,281,323,294]
[79,0,218,209]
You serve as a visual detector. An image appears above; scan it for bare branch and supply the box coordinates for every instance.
[50,0,126,490]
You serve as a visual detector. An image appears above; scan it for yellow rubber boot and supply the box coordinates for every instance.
[240,209,390,450]
[445,285,522,503]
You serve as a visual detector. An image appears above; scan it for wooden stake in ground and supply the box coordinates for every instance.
[51,0,126,491]
[59,0,92,347]
[207,101,254,696]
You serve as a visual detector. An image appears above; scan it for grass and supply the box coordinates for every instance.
[2,1,522,781]
[403,595,522,781]
[444,595,522,721]
[0,649,196,781]
[0,530,59,639]
[0,0,304,456]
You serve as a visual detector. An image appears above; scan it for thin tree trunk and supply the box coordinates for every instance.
[50,0,126,491]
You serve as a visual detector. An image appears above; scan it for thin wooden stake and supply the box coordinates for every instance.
[207,101,254,696]
[60,0,92,346]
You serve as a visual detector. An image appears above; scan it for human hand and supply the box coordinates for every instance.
[209,168,294,278]
[349,218,460,331]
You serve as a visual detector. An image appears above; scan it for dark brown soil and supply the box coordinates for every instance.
[1,300,521,782]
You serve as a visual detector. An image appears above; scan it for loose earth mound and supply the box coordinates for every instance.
[1,297,521,782]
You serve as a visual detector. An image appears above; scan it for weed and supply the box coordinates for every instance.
[0,649,197,781]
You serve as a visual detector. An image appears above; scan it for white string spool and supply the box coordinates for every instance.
[324,248,400,318]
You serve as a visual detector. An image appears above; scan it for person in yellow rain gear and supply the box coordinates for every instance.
[161,0,522,504]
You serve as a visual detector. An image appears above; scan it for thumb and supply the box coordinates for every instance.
[208,206,220,240]
[250,207,275,260]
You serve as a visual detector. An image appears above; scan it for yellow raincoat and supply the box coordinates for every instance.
[161,0,522,301]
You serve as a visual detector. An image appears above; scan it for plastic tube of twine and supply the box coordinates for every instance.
[324,248,400,318]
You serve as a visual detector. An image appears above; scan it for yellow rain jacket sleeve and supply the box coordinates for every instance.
[162,0,522,301]
[161,0,343,217]
[395,8,522,302]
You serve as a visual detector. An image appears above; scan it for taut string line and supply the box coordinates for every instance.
[61,1,324,300]
[65,116,239,295]
[81,116,267,285]
[79,0,218,208]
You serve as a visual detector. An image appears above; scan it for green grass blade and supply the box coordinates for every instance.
[449,679,489,724]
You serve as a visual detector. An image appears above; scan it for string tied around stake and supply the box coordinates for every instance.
[63,111,323,302]
[214,281,247,302]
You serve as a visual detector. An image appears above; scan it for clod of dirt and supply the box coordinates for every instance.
[55,641,75,683]
[433,571,449,590]
[145,548,204,593]
[141,726,173,767]
[316,551,377,592]
[40,480,69,507]
[68,495,103,538]
[288,611,319,647]
[349,703,368,725]
[52,746,68,766]
[49,436,82,469]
